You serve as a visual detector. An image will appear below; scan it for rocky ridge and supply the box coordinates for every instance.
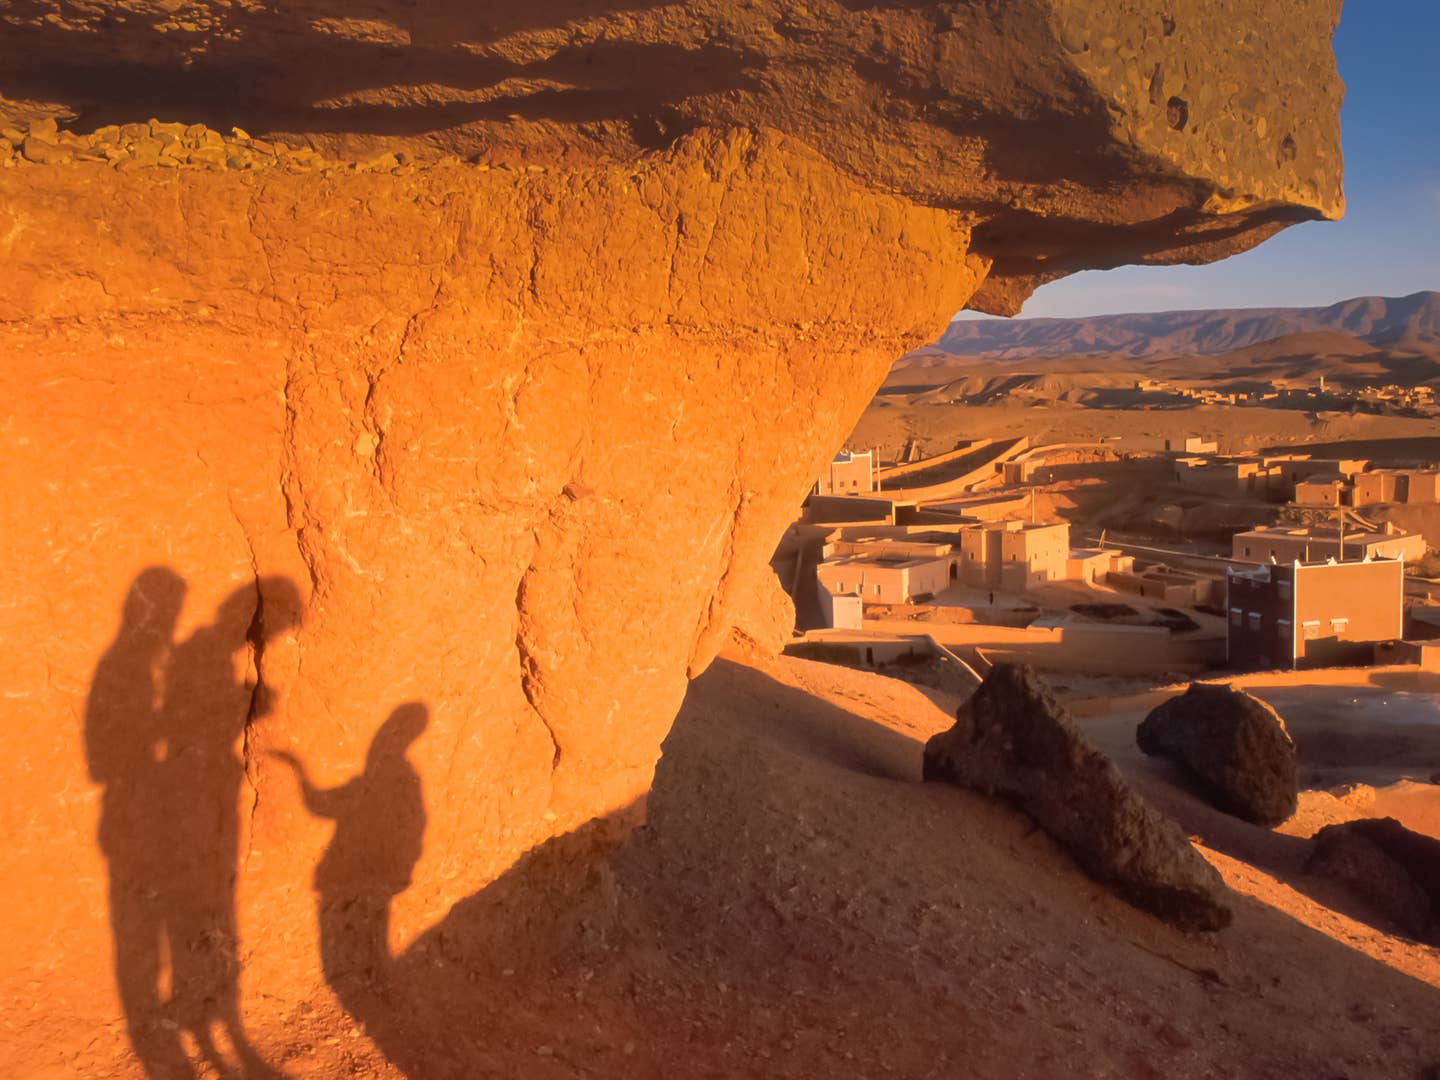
[3,115,441,173]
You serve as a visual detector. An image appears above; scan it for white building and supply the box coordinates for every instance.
[814,449,876,496]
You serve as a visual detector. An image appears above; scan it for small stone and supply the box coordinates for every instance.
[93,124,120,144]
[231,126,251,141]
[191,144,227,168]
[130,138,162,166]
[22,137,72,164]
[357,151,399,172]
[1327,782,1376,810]
[28,117,58,140]
[1,127,24,145]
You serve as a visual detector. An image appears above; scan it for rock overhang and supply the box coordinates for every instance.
[2,0,1343,312]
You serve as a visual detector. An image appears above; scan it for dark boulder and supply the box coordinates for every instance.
[1137,683,1297,826]
[923,663,1232,932]
[1306,818,1440,941]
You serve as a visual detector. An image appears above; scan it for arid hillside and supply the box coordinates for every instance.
[51,652,1440,1078]
[913,291,1440,363]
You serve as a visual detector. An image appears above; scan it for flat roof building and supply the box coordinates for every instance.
[1354,468,1440,506]
[1231,524,1426,565]
[814,449,876,497]
[1274,457,1369,484]
[1294,474,1348,507]
[958,520,1070,590]
[816,539,956,607]
[1226,557,1404,671]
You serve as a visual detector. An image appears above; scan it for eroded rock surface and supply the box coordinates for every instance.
[924,665,1233,931]
[1138,682,1299,826]
[0,0,1340,1068]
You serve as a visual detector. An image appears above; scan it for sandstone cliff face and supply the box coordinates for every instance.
[0,1,1342,1068]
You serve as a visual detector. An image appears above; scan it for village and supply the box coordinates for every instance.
[775,434,1440,688]
[1129,374,1439,417]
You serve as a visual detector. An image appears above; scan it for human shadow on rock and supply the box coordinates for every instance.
[264,657,1440,1076]
[281,705,643,1077]
[86,568,300,1079]
[274,703,429,1003]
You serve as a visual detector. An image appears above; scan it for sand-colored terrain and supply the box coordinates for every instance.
[53,653,1440,1079]
[852,397,1440,465]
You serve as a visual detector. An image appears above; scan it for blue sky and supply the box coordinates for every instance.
[986,3,1440,320]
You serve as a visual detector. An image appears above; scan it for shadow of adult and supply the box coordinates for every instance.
[86,569,300,1079]
[273,703,428,1019]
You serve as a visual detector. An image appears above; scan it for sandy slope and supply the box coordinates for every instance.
[67,655,1440,1078]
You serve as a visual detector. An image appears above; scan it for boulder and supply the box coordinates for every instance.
[1306,818,1440,941]
[1137,683,1298,826]
[924,664,1232,931]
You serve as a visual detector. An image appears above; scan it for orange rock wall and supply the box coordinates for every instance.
[0,130,983,1056]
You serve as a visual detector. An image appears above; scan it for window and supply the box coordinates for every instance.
[1276,618,1291,638]
[1248,613,1262,631]
[1301,620,1321,640]
[1277,580,1291,600]
[873,584,881,597]
[1229,608,1242,626]
[1244,546,1252,557]
[1331,617,1349,635]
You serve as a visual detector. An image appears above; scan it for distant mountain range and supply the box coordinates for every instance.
[908,291,1440,364]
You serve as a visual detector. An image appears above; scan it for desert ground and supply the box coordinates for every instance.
[852,398,1440,468]
[59,652,1440,1080]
